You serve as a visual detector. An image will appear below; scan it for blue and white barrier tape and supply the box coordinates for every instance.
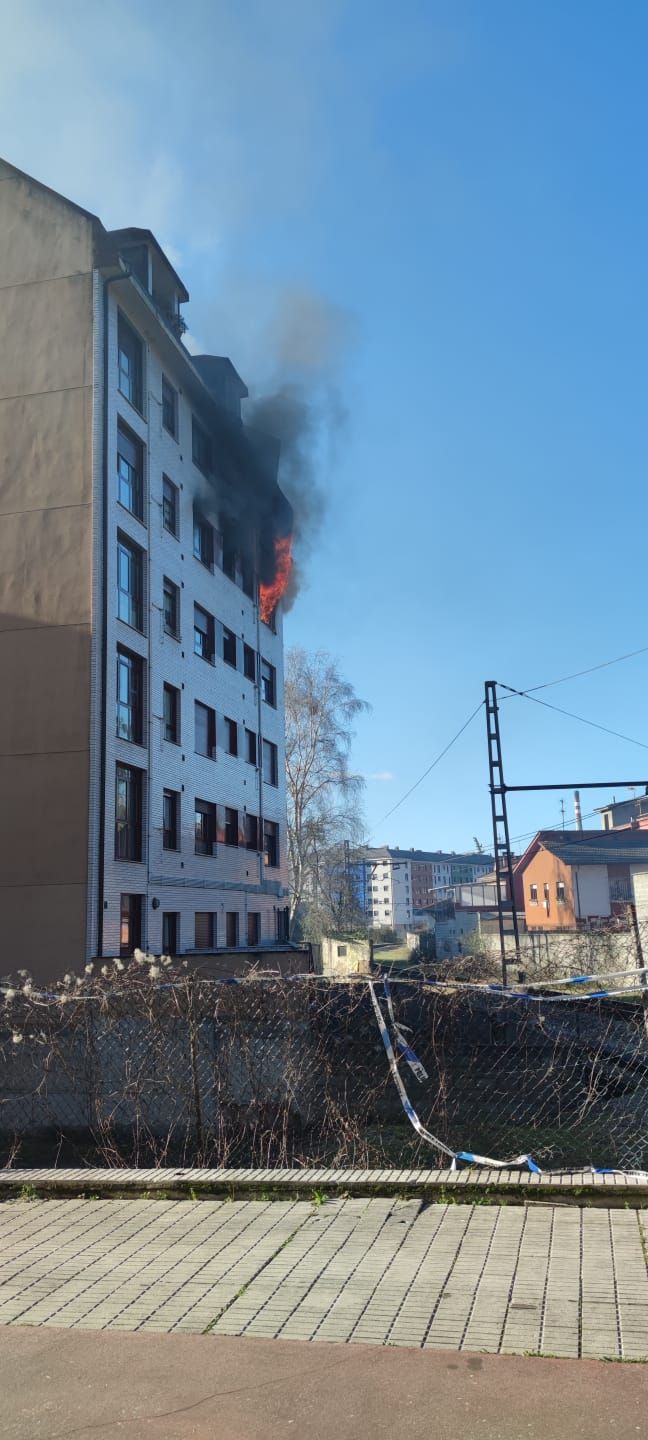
[368,980,648,1178]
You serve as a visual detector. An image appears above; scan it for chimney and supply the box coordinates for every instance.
[574,791,583,831]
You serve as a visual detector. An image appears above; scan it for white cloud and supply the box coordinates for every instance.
[366,771,394,783]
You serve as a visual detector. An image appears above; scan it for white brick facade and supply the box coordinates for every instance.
[91,276,289,958]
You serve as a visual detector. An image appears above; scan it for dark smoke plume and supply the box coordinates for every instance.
[190,286,351,609]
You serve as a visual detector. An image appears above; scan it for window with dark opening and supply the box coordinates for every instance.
[194,604,215,663]
[225,807,239,846]
[162,911,178,953]
[117,422,144,521]
[225,717,238,756]
[163,789,179,850]
[163,576,179,637]
[264,819,279,869]
[162,475,179,535]
[120,893,142,957]
[222,626,237,668]
[115,764,143,861]
[192,417,211,474]
[195,799,216,856]
[162,376,178,437]
[116,647,143,744]
[247,912,260,946]
[117,534,144,631]
[245,814,259,851]
[245,729,257,765]
[226,911,239,947]
[261,658,276,707]
[221,519,237,580]
[195,701,216,758]
[193,509,214,569]
[262,739,278,786]
[244,643,256,681]
[118,313,143,412]
[163,683,180,743]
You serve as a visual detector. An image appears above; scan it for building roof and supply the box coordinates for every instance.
[518,828,648,870]
[362,847,494,865]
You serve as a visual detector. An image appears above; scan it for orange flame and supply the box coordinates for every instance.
[259,534,293,624]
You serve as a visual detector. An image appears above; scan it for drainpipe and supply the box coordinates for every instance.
[96,265,130,958]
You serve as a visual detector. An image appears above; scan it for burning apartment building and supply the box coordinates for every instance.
[0,158,292,978]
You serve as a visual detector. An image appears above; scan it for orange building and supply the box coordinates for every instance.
[517,830,648,931]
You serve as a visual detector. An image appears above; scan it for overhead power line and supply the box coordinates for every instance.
[374,700,484,830]
[507,641,648,697]
[498,683,648,753]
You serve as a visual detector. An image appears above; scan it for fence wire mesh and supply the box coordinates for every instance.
[1,949,647,1172]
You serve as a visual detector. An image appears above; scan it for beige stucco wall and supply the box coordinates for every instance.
[0,165,95,980]
[318,937,371,975]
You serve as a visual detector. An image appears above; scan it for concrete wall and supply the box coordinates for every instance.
[0,164,94,977]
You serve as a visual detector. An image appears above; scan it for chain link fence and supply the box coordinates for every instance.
[1,946,647,1172]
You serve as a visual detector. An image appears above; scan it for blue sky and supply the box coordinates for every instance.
[3,0,648,853]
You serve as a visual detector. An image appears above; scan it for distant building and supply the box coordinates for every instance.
[596,790,648,831]
[517,830,648,930]
[362,847,494,931]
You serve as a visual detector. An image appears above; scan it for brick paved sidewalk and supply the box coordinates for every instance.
[0,1197,647,1360]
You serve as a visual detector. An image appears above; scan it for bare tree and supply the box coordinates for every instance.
[285,648,369,935]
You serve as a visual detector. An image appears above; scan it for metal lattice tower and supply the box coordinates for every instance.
[485,681,520,983]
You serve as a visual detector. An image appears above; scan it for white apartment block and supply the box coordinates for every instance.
[0,159,290,977]
[363,848,494,931]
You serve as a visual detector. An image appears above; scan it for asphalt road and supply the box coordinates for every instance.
[1,1328,647,1440]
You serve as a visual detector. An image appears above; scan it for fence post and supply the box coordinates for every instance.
[630,904,648,1039]
[187,976,205,1159]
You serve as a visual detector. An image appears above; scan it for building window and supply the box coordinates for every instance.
[163,683,180,744]
[221,520,236,581]
[192,417,211,474]
[195,701,216,758]
[241,554,255,599]
[243,644,256,682]
[116,646,143,744]
[245,814,259,851]
[276,907,289,943]
[163,577,179,638]
[162,475,179,536]
[194,604,215,663]
[261,659,276,707]
[117,422,144,521]
[115,763,143,861]
[120,893,142,957]
[225,807,239,846]
[194,912,215,949]
[247,912,260,946]
[162,376,178,437]
[195,799,216,856]
[222,626,237,668]
[163,789,179,850]
[117,534,144,631]
[264,819,279,869]
[162,911,178,953]
[225,717,238,756]
[226,911,239,947]
[117,313,143,412]
[557,881,566,904]
[262,739,278,786]
[193,508,214,569]
[245,728,257,765]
